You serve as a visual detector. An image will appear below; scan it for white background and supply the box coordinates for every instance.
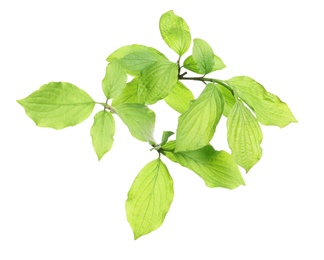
[1,0,323,259]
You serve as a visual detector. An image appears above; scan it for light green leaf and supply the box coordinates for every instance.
[161,131,174,145]
[162,141,245,189]
[227,76,298,127]
[164,81,194,114]
[90,110,115,160]
[112,78,143,107]
[102,59,127,99]
[126,158,174,239]
[215,84,235,117]
[159,10,191,56]
[107,44,168,76]
[17,82,95,129]
[183,54,226,74]
[115,103,155,143]
[227,100,263,172]
[175,83,224,152]
[192,38,215,74]
[137,60,178,104]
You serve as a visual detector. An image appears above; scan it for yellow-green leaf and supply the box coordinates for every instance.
[175,83,224,152]
[227,76,298,127]
[137,61,178,104]
[90,111,115,160]
[192,38,216,74]
[17,82,95,129]
[162,141,245,189]
[161,131,174,145]
[107,44,168,76]
[126,158,174,239]
[164,81,194,113]
[216,84,235,117]
[115,103,155,143]
[159,10,191,56]
[112,78,143,107]
[183,54,226,75]
[102,59,127,99]
[227,100,263,172]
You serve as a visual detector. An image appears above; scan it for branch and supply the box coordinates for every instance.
[179,74,234,95]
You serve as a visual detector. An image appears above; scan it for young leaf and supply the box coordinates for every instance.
[227,100,263,172]
[215,84,235,117]
[161,131,174,145]
[90,110,115,160]
[175,83,224,152]
[126,158,174,239]
[137,60,178,104]
[107,44,168,76]
[115,103,155,143]
[159,10,191,56]
[17,82,95,129]
[192,38,216,74]
[183,54,226,75]
[227,76,298,127]
[111,78,142,107]
[162,141,245,189]
[164,81,194,114]
[102,59,127,99]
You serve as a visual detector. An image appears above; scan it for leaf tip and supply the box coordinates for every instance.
[133,232,141,240]
[16,99,24,106]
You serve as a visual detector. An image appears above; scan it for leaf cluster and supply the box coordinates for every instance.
[17,10,297,239]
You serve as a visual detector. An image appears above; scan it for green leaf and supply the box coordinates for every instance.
[227,76,298,127]
[17,82,95,129]
[183,54,226,75]
[102,59,127,99]
[137,61,178,104]
[159,10,191,56]
[227,100,263,172]
[107,44,168,76]
[175,83,224,152]
[164,81,194,113]
[161,131,174,145]
[126,158,174,239]
[191,38,216,74]
[90,110,115,160]
[215,84,235,117]
[162,141,245,189]
[115,103,155,143]
[111,78,143,107]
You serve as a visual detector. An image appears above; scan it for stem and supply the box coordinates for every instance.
[95,101,117,114]
[176,56,182,75]
[179,75,234,95]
